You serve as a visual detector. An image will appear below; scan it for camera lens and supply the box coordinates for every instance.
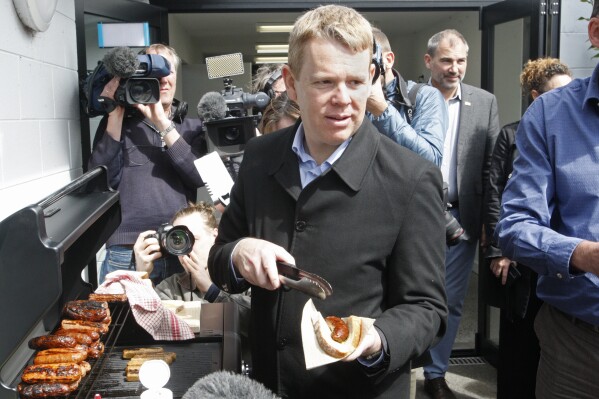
[444,210,470,246]
[129,80,154,103]
[164,226,195,256]
[224,126,241,143]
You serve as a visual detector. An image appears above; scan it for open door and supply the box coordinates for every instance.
[75,0,169,171]
[478,0,560,365]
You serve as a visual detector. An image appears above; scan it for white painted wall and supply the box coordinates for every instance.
[0,0,80,222]
[560,0,598,78]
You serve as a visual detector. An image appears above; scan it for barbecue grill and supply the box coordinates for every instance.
[0,167,243,399]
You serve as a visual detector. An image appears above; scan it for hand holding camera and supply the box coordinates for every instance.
[134,224,195,275]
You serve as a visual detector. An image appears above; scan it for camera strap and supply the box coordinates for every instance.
[387,69,424,125]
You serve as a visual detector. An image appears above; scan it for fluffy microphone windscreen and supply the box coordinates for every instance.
[197,92,228,122]
[102,47,139,78]
[182,371,280,399]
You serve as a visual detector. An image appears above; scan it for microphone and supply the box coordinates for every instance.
[102,47,139,79]
[182,371,280,399]
[197,91,228,122]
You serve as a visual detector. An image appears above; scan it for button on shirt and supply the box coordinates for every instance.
[495,63,599,326]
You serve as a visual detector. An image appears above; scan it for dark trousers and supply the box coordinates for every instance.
[497,285,542,399]
[535,303,599,399]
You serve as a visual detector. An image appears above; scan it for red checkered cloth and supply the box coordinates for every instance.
[95,271,194,341]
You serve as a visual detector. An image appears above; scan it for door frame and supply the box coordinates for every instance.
[478,0,560,365]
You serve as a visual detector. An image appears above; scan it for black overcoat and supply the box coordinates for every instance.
[209,118,447,398]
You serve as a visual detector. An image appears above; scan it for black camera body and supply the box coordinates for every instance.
[443,183,470,246]
[204,78,270,156]
[146,223,195,256]
[82,51,171,117]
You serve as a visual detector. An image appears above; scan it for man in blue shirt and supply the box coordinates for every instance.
[496,4,599,398]
[367,28,447,167]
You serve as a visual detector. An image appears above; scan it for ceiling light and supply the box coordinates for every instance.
[256,24,294,33]
[256,44,289,54]
[254,56,288,64]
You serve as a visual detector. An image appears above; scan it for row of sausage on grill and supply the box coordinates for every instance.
[17,297,114,398]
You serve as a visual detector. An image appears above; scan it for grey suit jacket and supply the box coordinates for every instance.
[454,82,500,240]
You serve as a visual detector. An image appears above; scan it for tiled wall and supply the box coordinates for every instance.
[0,0,80,222]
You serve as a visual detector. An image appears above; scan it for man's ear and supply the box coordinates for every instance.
[423,53,432,70]
[282,65,298,101]
[589,17,599,48]
[530,89,540,100]
[384,51,395,69]
[369,62,376,82]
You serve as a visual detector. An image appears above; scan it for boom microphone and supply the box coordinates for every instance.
[102,47,139,79]
[182,371,280,399]
[197,91,228,122]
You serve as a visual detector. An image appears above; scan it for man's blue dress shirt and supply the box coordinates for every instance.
[496,63,599,326]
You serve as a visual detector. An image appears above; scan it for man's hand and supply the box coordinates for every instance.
[366,76,388,117]
[232,238,295,291]
[343,322,383,362]
[101,77,125,140]
[133,230,163,275]
[179,251,212,294]
[490,256,512,285]
[570,240,599,276]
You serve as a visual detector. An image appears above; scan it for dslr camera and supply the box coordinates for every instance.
[145,224,195,256]
[443,183,469,246]
[82,47,172,117]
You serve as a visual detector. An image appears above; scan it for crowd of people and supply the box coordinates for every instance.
[87,2,599,398]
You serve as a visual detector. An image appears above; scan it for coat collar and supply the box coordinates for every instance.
[268,118,380,197]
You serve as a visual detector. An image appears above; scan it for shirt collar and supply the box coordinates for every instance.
[291,122,351,167]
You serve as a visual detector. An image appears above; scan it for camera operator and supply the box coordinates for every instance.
[366,27,447,167]
[89,43,207,285]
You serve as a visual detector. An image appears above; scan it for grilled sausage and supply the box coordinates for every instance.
[61,319,108,334]
[21,363,82,384]
[63,300,109,322]
[28,335,77,350]
[84,341,104,359]
[33,348,87,365]
[53,329,95,345]
[325,316,350,343]
[17,382,74,398]
[78,361,91,376]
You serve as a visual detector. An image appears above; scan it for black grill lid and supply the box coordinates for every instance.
[0,166,120,378]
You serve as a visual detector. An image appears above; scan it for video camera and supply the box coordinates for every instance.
[82,47,171,117]
[145,223,195,256]
[197,53,270,156]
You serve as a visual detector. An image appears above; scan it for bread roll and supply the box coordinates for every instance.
[312,312,362,358]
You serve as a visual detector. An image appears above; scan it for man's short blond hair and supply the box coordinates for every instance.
[146,43,181,72]
[287,5,373,77]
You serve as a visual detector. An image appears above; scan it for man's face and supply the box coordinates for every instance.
[173,213,216,269]
[284,37,373,162]
[147,49,177,109]
[424,38,467,95]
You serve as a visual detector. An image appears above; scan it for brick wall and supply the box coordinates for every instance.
[0,0,80,222]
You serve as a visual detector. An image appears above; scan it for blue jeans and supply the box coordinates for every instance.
[99,245,184,286]
[424,208,478,379]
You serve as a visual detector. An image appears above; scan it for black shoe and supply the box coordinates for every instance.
[423,377,457,399]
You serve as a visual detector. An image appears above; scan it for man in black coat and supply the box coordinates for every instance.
[208,5,447,398]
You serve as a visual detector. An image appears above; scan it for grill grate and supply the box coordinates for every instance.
[448,356,487,366]
[68,302,226,399]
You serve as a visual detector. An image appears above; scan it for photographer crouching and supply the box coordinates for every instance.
[88,44,207,285]
[133,202,250,337]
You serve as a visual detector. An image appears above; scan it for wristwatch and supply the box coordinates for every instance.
[159,122,176,138]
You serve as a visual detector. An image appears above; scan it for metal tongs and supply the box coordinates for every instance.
[276,261,333,300]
